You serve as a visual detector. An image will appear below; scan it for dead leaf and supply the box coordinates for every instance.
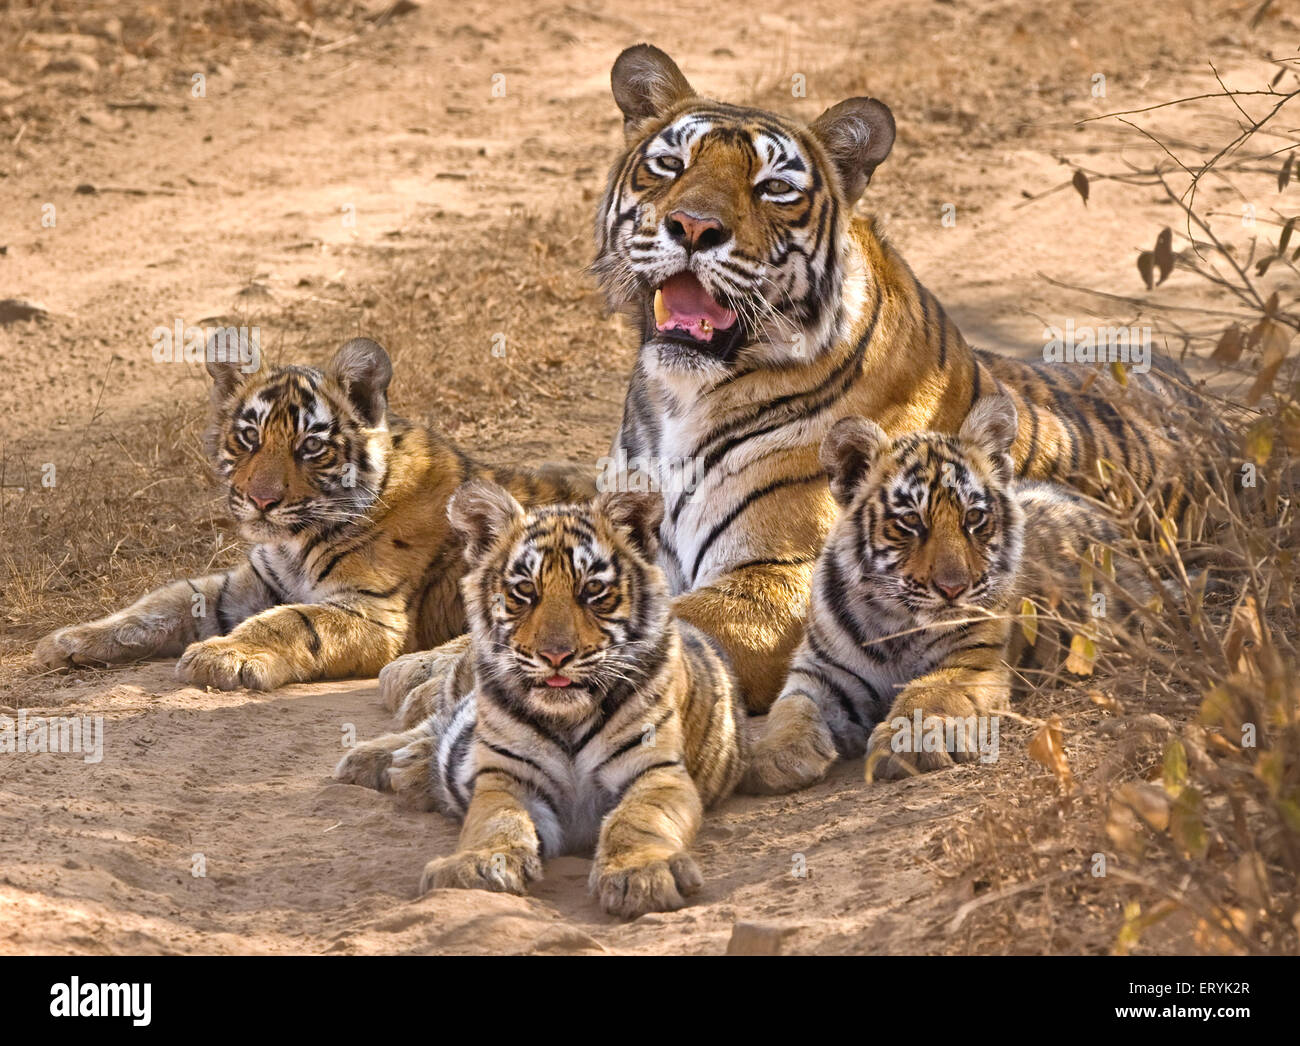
[1162,739,1188,797]
[1065,632,1097,675]
[1154,226,1174,284]
[1170,786,1208,859]
[1072,169,1090,206]
[1244,418,1273,466]
[1223,593,1264,679]
[1137,251,1154,290]
[1245,319,1293,406]
[1028,716,1072,790]
[1115,781,1171,831]
[1210,325,1244,365]
[1018,597,1038,646]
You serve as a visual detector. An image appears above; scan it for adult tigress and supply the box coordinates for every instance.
[594,44,1210,714]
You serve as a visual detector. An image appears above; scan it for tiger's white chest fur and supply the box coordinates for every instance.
[651,401,831,594]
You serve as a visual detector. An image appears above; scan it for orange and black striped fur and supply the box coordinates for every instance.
[335,483,748,919]
[591,45,1214,714]
[744,395,1152,790]
[32,338,593,690]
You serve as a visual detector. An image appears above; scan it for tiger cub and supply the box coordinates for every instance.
[336,482,749,919]
[32,338,593,691]
[744,394,1148,791]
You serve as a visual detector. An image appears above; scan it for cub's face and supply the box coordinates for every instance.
[594,45,895,384]
[823,397,1025,622]
[205,338,392,543]
[452,484,668,725]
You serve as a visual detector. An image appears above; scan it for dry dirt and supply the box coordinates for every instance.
[0,0,1291,954]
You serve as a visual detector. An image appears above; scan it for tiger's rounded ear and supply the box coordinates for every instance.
[330,338,392,427]
[611,44,696,141]
[821,416,888,507]
[959,394,1020,458]
[205,331,246,403]
[595,488,664,558]
[448,480,525,563]
[810,98,895,204]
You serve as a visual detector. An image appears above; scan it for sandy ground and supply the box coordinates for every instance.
[0,0,1290,953]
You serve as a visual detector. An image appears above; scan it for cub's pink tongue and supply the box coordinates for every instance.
[545,674,572,688]
[654,273,738,342]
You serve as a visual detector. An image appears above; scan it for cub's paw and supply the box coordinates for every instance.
[386,735,437,811]
[419,848,542,897]
[866,705,986,781]
[334,738,401,792]
[32,621,155,671]
[741,694,837,795]
[592,852,702,920]
[176,637,294,691]
[378,650,442,714]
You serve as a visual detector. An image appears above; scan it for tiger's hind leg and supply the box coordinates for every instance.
[32,562,271,672]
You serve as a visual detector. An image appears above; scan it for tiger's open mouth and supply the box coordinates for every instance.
[653,272,747,360]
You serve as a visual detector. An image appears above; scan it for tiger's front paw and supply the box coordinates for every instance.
[592,852,702,919]
[419,847,542,897]
[866,697,990,781]
[741,694,837,795]
[176,637,295,691]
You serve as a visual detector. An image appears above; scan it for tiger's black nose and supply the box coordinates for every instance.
[665,210,730,252]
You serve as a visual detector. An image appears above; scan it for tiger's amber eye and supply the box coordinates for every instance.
[965,509,987,529]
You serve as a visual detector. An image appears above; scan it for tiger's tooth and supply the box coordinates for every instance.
[653,288,669,326]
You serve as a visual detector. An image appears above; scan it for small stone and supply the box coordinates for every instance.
[43,53,99,76]
[0,298,50,324]
[29,32,100,52]
[726,920,800,956]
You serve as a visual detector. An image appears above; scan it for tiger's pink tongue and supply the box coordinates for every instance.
[545,674,572,688]
[655,273,737,341]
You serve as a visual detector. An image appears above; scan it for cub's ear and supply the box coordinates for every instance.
[448,480,525,562]
[810,98,896,204]
[959,394,1020,459]
[205,330,247,403]
[595,488,664,558]
[330,338,392,427]
[610,44,696,140]
[820,415,888,507]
